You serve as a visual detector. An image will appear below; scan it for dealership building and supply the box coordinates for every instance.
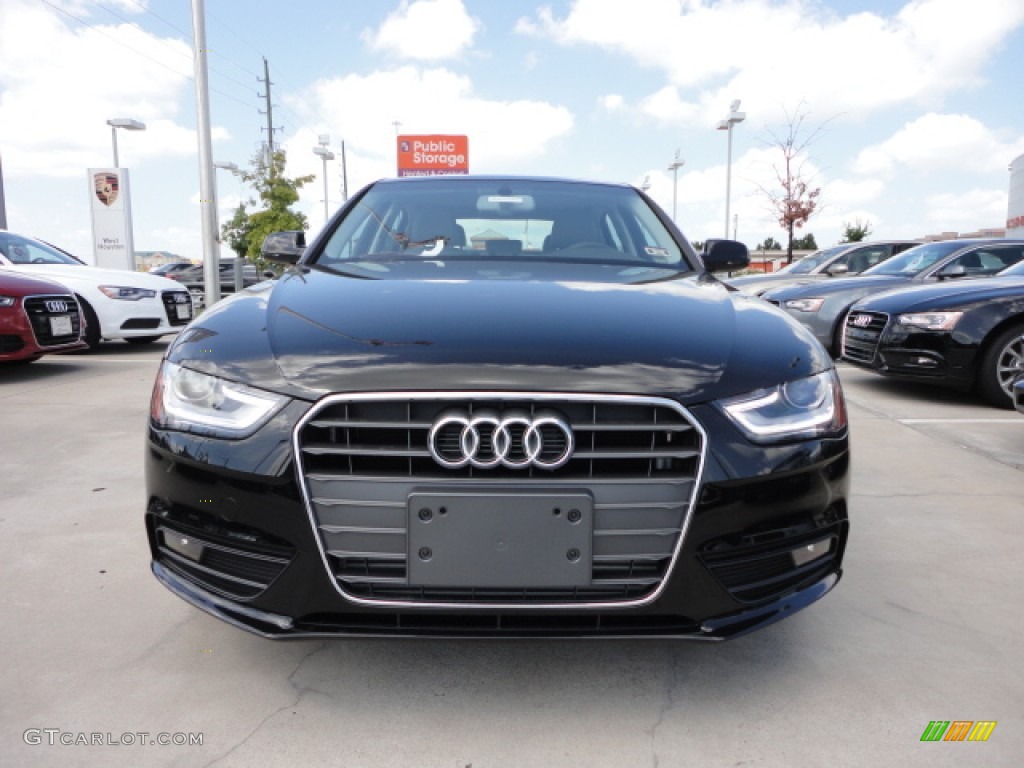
[1009,153,1024,238]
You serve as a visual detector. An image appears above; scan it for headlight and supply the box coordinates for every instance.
[98,285,157,300]
[897,311,963,331]
[150,361,288,438]
[0,295,16,308]
[784,297,825,312]
[716,370,847,443]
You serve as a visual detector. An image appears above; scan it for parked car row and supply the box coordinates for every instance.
[729,239,922,296]
[0,230,194,354]
[724,238,1024,409]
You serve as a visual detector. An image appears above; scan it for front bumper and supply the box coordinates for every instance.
[145,395,850,640]
[92,290,193,340]
[841,310,976,390]
[151,558,840,640]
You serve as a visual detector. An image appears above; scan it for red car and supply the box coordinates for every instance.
[0,269,87,363]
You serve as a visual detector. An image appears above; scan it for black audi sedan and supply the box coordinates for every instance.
[762,239,1024,355]
[842,258,1024,408]
[146,176,850,640]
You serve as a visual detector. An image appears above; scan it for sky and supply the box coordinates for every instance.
[2,0,1023,264]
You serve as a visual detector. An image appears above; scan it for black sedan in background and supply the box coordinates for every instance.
[146,176,849,641]
[763,239,1024,355]
[842,258,1024,408]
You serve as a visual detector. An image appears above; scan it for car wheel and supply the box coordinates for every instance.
[977,323,1024,408]
[79,298,102,350]
[125,336,161,345]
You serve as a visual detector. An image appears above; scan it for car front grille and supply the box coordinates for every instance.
[162,291,193,326]
[23,295,82,348]
[295,393,706,608]
[842,311,888,364]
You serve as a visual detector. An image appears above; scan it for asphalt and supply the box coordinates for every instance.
[1,343,1021,767]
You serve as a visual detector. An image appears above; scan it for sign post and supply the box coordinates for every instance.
[396,135,469,177]
[88,168,136,270]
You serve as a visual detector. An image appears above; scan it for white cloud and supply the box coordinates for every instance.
[286,67,574,177]
[925,189,1008,230]
[0,0,205,177]
[600,93,625,111]
[517,0,1024,126]
[639,86,700,125]
[824,178,885,207]
[363,0,481,61]
[853,113,1024,175]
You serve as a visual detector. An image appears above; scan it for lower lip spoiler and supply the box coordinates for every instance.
[152,560,840,641]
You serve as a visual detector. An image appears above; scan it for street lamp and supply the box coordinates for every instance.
[667,150,684,223]
[212,161,242,293]
[106,118,146,167]
[212,160,240,242]
[716,99,746,239]
[313,135,335,223]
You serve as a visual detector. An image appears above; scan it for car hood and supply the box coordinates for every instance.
[0,269,74,296]
[727,274,825,295]
[169,267,830,404]
[764,274,909,300]
[852,275,1024,313]
[11,263,187,291]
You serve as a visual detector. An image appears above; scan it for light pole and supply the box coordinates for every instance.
[716,99,746,239]
[313,135,335,223]
[667,150,684,223]
[106,118,146,167]
[212,161,241,292]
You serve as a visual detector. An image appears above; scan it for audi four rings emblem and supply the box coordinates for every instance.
[428,409,574,470]
[45,300,69,313]
[851,314,872,327]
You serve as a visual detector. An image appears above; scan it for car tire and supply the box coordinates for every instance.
[79,298,102,350]
[125,336,161,345]
[977,323,1024,408]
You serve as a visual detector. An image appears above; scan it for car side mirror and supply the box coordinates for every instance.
[826,263,849,276]
[261,231,306,265]
[939,264,967,279]
[702,239,749,272]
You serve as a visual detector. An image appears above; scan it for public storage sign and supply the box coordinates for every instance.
[397,135,469,177]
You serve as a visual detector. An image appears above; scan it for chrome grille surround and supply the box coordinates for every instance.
[293,392,708,610]
[23,294,82,348]
[842,311,889,364]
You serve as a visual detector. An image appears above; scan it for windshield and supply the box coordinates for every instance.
[316,178,691,272]
[778,245,848,274]
[863,240,965,276]
[0,232,83,265]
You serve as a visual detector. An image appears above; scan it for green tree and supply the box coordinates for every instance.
[792,233,818,250]
[757,236,782,250]
[221,150,315,270]
[841,219,872,243]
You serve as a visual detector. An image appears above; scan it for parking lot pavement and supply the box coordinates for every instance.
[2,347,1021,767]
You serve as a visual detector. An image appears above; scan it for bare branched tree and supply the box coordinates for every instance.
[756,104,830,263]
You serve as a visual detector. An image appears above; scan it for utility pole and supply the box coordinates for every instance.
[191,0,219,304]
[0,154,7,230]
[258,57,276,173]
[340,140,349,202]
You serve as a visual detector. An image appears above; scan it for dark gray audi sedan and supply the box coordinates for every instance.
[146,176,849,640]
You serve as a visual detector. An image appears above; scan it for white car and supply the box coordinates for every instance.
[0,230,193,349]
